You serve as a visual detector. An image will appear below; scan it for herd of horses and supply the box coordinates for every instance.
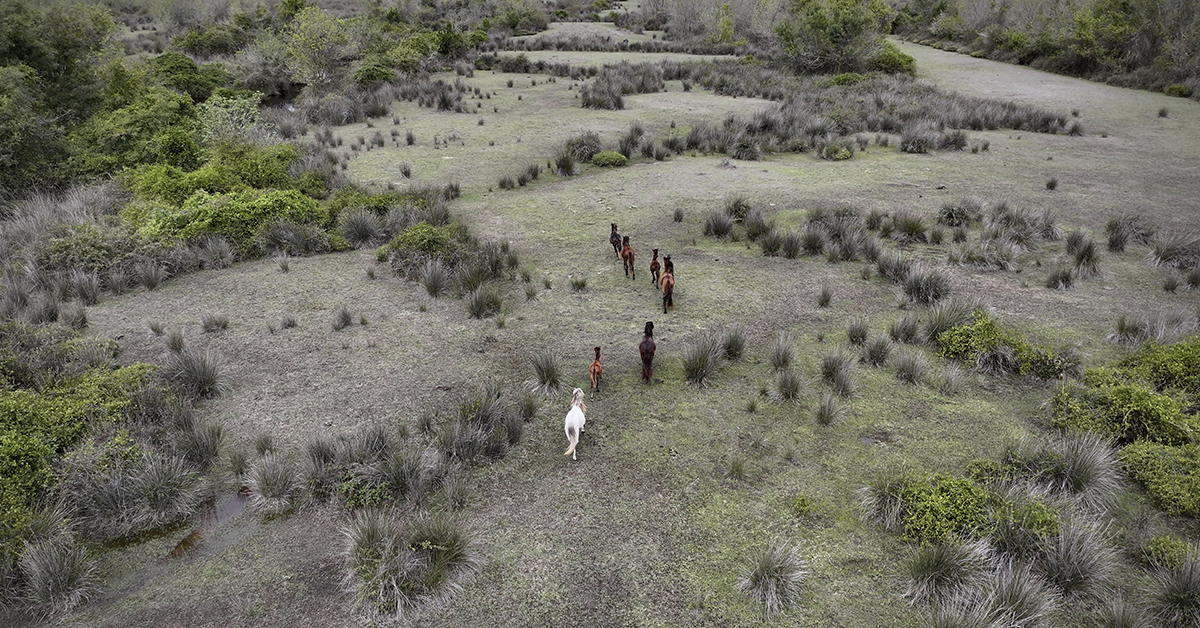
[564,225,673,459]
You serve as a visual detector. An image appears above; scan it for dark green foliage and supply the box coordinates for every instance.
[1050,374,1196,446]
[172,23,253,57]
[865,473,990,544]
[986,489,1061,561]
[149,51,230,102]
[554,150,576,176]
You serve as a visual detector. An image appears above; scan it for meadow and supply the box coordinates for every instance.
[3,10,1199,628]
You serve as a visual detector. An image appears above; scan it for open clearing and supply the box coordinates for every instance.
[53,38,1200,628]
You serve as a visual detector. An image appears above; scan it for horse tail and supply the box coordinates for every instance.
[564,426,578,457]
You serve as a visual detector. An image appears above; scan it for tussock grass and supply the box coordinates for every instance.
[177,421,222,470]
[60,302,87,330]
[201,313,229,333]
[736,540,809,617]
[862,335,894,367]
[1148,555,1200,628]
[1149,234,1200,270]
[894,350,928,385]
[904,540,991,605]
[774,370,805,402]
[859,474,908,531]
[529,352,562,397]
[17,537,98,617]
[569,276,587,292]
[923,297,980,344]
[904,264,951,305]
[465,286,502,319]
[814,391,841,426]
[168,347,227,399]
[890,312,921,344]
[847,317,869,345]
[704,211,734,238]
[821,351,855,397]
[877,249,913,283]
[1039,520,1116,597]
[1107,310,1198,346]
[936,364,965,395]
[134,260,168,290]
[770,333,794,371]
[340,210,383,248]
[332,305,353,331]
[720,326,746,360]
[817,284,832,308]
[1073,238,1102,278]
[681,334,722,387]
[1046,266,1074,290]
[68,269,101,306]
[1105,214,1156,252]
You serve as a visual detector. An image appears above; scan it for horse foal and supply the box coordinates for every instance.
[563,388,587,460]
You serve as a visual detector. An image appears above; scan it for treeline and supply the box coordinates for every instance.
[891,0,1200,96]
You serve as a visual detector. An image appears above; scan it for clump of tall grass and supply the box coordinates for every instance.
[923,297,980,344]
[1073,238,1101,278]
[859,474,908,531]
[1105,214,1156,252]
[846,317,869,345]
[1148,234,1200,270]
[529,351,563,397]
[720,326,746,360]
[814,391,841,425]
[17,536,98,617]
[1039,520,1116,597]
[569,276,587,292]
[895,350,928,384]
[939,197,983,227]
[903,264,951,305]
[890,312,921,344]
[465,286,502,318]
[904,540,991,605]
[1107,310,1198,346]
[681,334,722,386]
[332,305,353,331]
[936,364,965,395]
[862,335,894,367]
[736,540,809,618]
[1148,554,1200,628]
[419,259,449,297]
[201,313,229,333]
[821,351,855,397]
[770,333,793,371]
[704,211,734,238]
[168,347,228,399]
[876,249,913,283]
[775,370,805,402]
[340,210,383,248]
[1045,266,1074,290]
[817,284,832,307]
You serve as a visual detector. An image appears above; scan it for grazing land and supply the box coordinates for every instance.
[3,11,1198,628]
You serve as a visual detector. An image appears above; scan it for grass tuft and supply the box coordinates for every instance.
[681,334,723,386]
[1039,520,1116,597]
[1148,554,1200,628]
[201,313,229,333]
[904,540,990,605]
[168,347,228,399]
[569,276,587,292]
[770,333,794,371]
[846,317,869,345]
[332,305,353,331]
[775,370,805,402]
[862,335,894,367]
[817,284,832,308]
[894,350,928,385]
[720,326,746,360]
[465,286,502,319]
[529,352,563,397]
[821,351,855,397]
[18,537,98,617]
[736,540,809,617]
[814,391,841,426]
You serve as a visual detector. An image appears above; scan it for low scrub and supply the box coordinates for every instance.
[937,310,1079,379]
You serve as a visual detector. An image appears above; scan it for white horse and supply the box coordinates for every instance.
[563,388,586,460]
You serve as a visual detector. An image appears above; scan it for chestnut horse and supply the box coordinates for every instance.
[609,223,622,258]
[588,346,602,399]
[649,248,661,287]
[620,236,635,280]
[660,256,675,314]
[639,321,656,383]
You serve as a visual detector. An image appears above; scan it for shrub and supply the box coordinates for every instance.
[899,474,989,544]
[904,540,990,605]
[529,352,562,397]
[1050,378,1195,445]
[681,334,722,386]
[1119,443,1200,516]
[591,151,627,167]
[1144,536,1196,570]
[736,540,808,617]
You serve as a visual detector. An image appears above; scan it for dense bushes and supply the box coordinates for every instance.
[1120,443,1200,516]
[937,310,1079,379]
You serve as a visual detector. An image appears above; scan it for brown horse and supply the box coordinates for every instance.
[639,321,656,383]
[609,223,622,258]
[649,249,661,287]
[660,256,675,314]
[620,236,636,280]
[588,346,602,399]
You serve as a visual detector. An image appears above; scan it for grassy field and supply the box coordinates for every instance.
[45,36,1200,628]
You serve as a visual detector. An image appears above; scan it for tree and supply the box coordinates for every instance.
[285,6,354,91]
[0,66,69,196]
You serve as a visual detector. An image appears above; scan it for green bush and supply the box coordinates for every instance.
[872,42,917,75]
[69,86,196,177]
[591,151,628,167]
[127,189,325,256]
[1050,379,1197,446]
[899,474,989,544]
[380,220,472,274]
[1120,336,1200,395]
[172,23,252,57]
[938,310,1078,378]
[149,51,231,103]
[33,223,140,274]
[1144,535,1196,569]
[1120,442,1200,516]
[0,430,52,552]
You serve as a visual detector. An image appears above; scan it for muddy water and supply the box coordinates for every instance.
[168,492,249,558]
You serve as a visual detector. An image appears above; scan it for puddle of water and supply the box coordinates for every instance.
[167,493,249,559]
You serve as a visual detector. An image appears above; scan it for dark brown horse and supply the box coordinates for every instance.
[660,256,675,314]
[609,223,622,258]
[639,322,655,383]
[649,248,661,287]
[620,236,635,280]
[588,346,602,399]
